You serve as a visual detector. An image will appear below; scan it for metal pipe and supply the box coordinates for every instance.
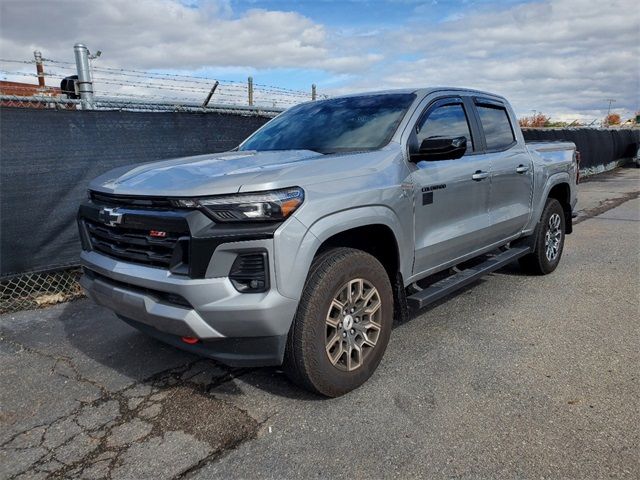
[248,76,254,106]
[202,81,219,108]
[73,43,94,110]
[34,51,45,88]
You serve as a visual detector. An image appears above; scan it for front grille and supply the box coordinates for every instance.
[84,219,189,272]
[89,191,174,209]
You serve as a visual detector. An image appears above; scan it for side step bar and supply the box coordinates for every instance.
[406,247,531,310]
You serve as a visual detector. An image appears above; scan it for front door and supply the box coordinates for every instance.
[410,98,493,276]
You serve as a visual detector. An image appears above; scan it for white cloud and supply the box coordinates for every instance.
[0,0,638,119]
[341,0,640,120]
[0,0,375,73]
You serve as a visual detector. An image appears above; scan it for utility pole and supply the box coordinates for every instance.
[605,98,616,126]
[33,51,45,88]
[73,43,94,110]
[311,84,317,101]
[248,76,254,106]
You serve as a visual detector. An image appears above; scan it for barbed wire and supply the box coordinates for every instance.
[0,56,318,109]
[1,67,306,97]
[87,63,311,95]
[0,58,35,65]
[1,81,304,108]
[40,58,75,65]
[25,58,312,96]
[0,93,285,116]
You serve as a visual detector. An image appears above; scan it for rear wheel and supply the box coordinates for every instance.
[519,198,565,275]
[283,247,393,397]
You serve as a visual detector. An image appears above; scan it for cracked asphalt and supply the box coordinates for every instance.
[1,167,638,479]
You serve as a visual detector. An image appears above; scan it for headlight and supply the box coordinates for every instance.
[171,187,304,222]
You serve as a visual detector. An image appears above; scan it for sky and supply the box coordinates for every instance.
[0,0,638,121]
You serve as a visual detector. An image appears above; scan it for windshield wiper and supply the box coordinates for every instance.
[305,148,328,154]
[237,147,328,154]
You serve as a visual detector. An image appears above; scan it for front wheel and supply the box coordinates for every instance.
[519,198,566,275]
[283,247,393,397]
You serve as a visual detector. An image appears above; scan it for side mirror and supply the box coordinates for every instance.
[411,136,467,162]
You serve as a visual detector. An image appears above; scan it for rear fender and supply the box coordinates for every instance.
[524,172,571,234]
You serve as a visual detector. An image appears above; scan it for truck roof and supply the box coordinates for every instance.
[329,87,507,103]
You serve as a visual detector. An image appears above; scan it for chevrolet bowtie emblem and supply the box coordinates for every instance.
[98,207,123,227]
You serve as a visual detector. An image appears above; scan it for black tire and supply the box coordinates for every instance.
[283,247,393,397]
[519,198,566,275]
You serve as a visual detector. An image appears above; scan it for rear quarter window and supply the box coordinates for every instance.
[477,105,515,150]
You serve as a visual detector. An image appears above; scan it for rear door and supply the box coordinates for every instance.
[410,97,494,276]
[473,98,533,242]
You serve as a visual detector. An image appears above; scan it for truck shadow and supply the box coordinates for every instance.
[60,262,523,401]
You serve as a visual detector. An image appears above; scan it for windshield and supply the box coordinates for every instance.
[239,93,416,154]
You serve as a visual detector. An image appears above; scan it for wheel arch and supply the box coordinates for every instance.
[526,172,573,235]
[308,208,409,325]
[316,224,401,280]
[306,206,408,282]
[547,181,573,234]
[273,207,410,302]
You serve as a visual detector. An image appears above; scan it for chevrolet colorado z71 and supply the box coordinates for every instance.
[78,88,578,396]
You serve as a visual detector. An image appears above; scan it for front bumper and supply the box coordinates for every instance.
[119,316,287,367]
[79,247,298,367]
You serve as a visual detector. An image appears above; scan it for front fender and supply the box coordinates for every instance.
[273,206,410,301]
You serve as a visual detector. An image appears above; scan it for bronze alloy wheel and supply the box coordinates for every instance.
[324,278,382,372]
[283,247,393,397]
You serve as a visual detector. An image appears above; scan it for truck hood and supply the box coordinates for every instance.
[89,148,397,197]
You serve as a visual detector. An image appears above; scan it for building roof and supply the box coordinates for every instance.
[0,80,61,97]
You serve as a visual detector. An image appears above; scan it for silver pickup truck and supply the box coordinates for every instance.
[78,88,578,396]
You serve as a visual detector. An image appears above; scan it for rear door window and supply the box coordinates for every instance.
[476,105,515,150]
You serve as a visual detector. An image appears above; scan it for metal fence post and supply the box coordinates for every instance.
[33,51,45,88]
[248,76,254,106]
[312,84,317,101]
[202,81,219,108]
[73,43,94,110]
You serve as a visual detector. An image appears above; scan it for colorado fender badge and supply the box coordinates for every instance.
[422,184,446,205]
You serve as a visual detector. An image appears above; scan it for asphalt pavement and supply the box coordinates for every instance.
[1,167,638,479]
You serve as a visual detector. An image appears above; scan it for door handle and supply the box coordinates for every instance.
[516,165,530,174]
[472,170,489,181]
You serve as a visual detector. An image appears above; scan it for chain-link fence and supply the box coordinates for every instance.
[0,104,276,315]
[0,92,284,116]
[0,268,84,314]
[2,54,638,316]
[0,52,318,314]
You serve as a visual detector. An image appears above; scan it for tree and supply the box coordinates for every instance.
[605,113,621,126]
[518,113,550,128]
